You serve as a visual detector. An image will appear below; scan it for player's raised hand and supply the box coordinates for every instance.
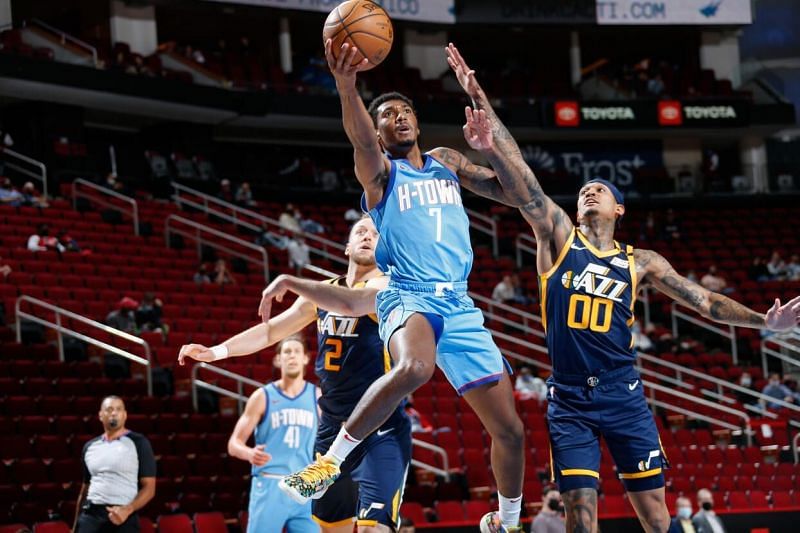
[258,274,294,323]
[446,43,481,99]
[765,296,800,331]
[178,343,213,366]
[248,444,272,466]
[325,39,370,86]
[463,106,493,152]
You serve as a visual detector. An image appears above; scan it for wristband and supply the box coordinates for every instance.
[210,344,229,361]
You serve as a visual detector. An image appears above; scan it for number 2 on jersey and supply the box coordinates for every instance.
[324,338,342,371]
[428,207,442,242]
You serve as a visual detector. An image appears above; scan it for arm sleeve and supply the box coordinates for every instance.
[131,433,157,477]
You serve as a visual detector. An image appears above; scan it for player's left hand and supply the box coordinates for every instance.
[106,505,132,525]
[463,106,493,152]
[764,296,800,331]
[258,274,295,323]
[445,43,481,98]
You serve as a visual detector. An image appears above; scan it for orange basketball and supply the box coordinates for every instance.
[322,0,393,71]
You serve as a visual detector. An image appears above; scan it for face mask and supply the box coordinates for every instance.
[108,418,119,429]
[741,378,752,387]
[702,502,713,511]
[547,499,560,511]
[678,507,692,520]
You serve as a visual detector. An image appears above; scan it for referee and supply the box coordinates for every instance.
[73,396,156,532]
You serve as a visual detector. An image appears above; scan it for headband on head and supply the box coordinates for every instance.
[585,178,624,205]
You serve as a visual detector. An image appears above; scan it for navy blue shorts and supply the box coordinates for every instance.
[547,366,668,493]
[312,414,412,529]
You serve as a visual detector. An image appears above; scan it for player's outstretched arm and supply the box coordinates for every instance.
[228,389,272,466]
[636,248,800,330]
[178,297,316,365]
[325,39,389,209]
[259,274,386,322]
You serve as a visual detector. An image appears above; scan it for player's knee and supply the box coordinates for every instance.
[394,357,434,389]
[640,510,670,533]
[492,415,524,449]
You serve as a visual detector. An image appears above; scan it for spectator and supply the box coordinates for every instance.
[700,265,732,294]
[510,273,535,305]
[295,207,325,234]
[287,234,311,275]
[135,292,164,333]
[73,396,156,532]
[670,496,694,533]
[646,73,664,97]
[27,223,57,252]
[0,177,23,206]
[685,269,698,283]
[693,488,728,533]
[256,224,290,250]
[344,207,361,222]
[235,181,256,207]
[492,274,515,303]
[217,179,234,203]
[766,251,786,280]
[748,257,770,282]
[279,203,302,233]
[0,256,11,280]
[735,371,757,405]
[106,297,139,334]
[631,322,654,351]
[193,263,211,284]
[660,208,682,241]
[761,373,795,408]
[56,230,82,253]
[785,254,800,281]
[515,366,548,402]
[404,395,433,434]
[20,182,48,208]
[212,259,237,286]
[398,517,415,533]
[531,487,565,533]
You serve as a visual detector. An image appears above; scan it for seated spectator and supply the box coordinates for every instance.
[256,224,289,250]
[56,230,82,253]
[20,182,48,208]
[515,366,548,401]
[295,208,325,234]
[766,251,786,280]
[218,179,234,203]
[660,208,682,241]
[685,269,698,283]
[761,373,795,409]
[193,263,212,284]
[700,265,732,294]
[344,207,361,222]
[404,395,433,434]
[279,203,302,233]
[106,297,138,334]
[735,371,757,405]
[0,177,23,206]
[631,322,654,351]
[748,257,770,282]
[492,274,515,303]
[212,259,237,286]
[647,73,665,96]
[136,292,164,332]
[27,223,58,252]
[235,181,257,207]
[785,254,800,281]
[0,256,11,280]
[287,235,311,275]
[510,273,535,305]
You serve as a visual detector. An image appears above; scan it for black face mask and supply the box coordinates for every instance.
[547,499,560,511]
[702,502,713,511]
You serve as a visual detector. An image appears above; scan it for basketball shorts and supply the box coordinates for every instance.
[377,280,512,395]
[312,413,412,528]
[248,476,317,533]
[547,366,669,493]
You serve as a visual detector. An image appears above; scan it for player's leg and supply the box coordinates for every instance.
[248,477,293,533]
[627,487,671,533]
[313,420,360,532]
[562,488,599,532]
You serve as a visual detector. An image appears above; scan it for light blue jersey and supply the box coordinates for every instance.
[252,382,317,476]
[363,153,473,283]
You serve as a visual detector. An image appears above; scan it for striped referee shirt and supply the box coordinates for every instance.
[82,431,156,505]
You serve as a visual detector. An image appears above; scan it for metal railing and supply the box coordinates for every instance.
[171,182,347,267]
[15,295,153,395]
[1,147,48,199]
[465,208,498,258]
[515,233,537,268]
[24,18,98,66]
[73,179,140,236]
[164,215,270,282]
[671,302,738,365]
[191,362,450,479]
[760,332,800,377]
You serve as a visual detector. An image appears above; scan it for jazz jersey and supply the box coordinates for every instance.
[251,381,317,476]
[363,153,473,283]
[540,228,638,375]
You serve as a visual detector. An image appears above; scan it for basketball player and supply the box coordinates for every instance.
[444,44,800,533]
[272,39,531,531]
[180,217,412,532]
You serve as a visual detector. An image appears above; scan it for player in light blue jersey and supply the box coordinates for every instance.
[443,47,800,533]
[227,335,319,533]
[269,40,537,532]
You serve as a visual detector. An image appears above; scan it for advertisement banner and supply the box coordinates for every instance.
[596,0,752,25]
[456,0,596,25]
[206,0,456,24]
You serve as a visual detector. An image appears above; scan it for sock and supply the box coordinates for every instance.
[326,426,362,465]
[498,492,522,527]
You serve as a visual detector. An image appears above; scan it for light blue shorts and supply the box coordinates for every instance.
[248,476,318,533]
[376,280,511,395]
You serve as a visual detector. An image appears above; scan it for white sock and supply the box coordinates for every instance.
[326,426,362,464]
[498,492,522,527]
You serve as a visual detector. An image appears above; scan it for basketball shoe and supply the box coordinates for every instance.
[479,512,523,532]
[278,453,340,504]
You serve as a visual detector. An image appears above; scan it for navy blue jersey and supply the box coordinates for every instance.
[540,228,638,375]
[315,277,399,423]
[363,153,473,283]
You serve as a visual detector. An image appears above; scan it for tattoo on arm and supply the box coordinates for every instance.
[563,488,596,533]
[708,295,765,326]
[431,147,512,204]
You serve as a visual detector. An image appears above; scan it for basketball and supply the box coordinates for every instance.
[322,0,393,70]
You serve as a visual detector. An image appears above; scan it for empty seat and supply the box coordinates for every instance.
[157,514,193,533]
[194,512,227,533]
